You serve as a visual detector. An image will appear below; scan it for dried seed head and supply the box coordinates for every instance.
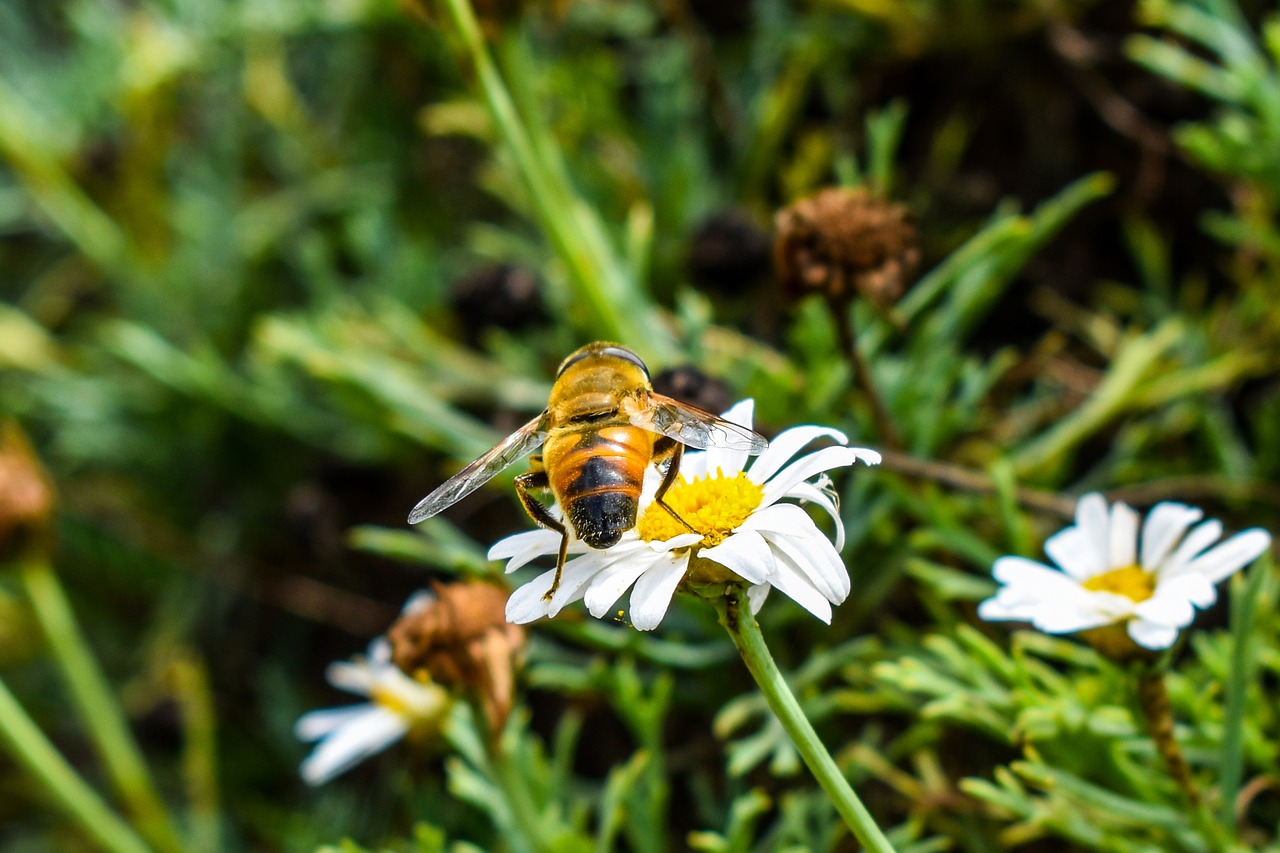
[773,187,919,309]
[449,263,548,344]
[0,422,55,562]
[387,580,525,734]
[686,209,772,295]
[652,366,733,417]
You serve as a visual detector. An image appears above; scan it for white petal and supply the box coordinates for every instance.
[721,399,755,428]
[747,583,770,613]
[1044,526,1107,580]
[1153,572,1216,609]
[583,552,676,618]
[628,560,688,630]
[1109,502,1139,569]
[295,705,371,742]
[764,525,849,602]
[781,480,846,550]
[1127,619,1179,650]
[654,532,703,551]
[488,529,576,573]
[759,447,864,507]
[1032,595,1132,632]
[1132,593,1195,629]
[326,660,375,697]
[1176,529,1271,585]
[747,425,848,486]
[700,529,775,584]
[1159,519,1224,578]
[991,556,1081,595]
[1074,492,1113,575]
[505,569,558,624]
[299,706,407,785]
[1139,502,1203,571]
[770,547,834,623]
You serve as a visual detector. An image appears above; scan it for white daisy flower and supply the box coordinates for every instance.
[294,636,451,785]
[491,400,881,630]
[979,492,1271,652]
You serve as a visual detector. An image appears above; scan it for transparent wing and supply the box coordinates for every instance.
[631,395,768,454]
[407,412,548,524]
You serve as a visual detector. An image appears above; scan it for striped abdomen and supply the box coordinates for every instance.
[546,425,654,550]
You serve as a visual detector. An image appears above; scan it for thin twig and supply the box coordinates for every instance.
[832,299,905,452]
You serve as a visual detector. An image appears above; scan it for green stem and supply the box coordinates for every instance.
[1135,670,1228,852]
[18,556,184,853]
[0,674,153,853]
[434,0,674,362]
[1220,563,1266,836]
[717,587,897,853]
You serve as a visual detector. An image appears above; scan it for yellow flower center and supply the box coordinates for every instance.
[1081,565,1156,603]
[636,470,765,548]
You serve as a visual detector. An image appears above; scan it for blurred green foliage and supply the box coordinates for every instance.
[2,0,1280,850]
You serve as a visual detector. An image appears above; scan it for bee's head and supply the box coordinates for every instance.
[556,342,650,381]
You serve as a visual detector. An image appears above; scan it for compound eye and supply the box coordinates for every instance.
[556,343,650,378]
[598,345,649,377]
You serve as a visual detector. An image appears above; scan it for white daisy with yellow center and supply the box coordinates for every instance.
[979,492,1271,650]
[294,635,450,785]
[492,400,881,630]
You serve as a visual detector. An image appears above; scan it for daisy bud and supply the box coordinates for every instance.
[773,187,919,310]
[387,580,525,735]
[0,422,55,563]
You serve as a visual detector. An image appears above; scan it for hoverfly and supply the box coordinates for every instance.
[408,342,768,599]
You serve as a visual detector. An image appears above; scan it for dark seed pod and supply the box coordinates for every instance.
[774,187,919,309]
[653,365,733,416]
[687,210,772,295]
[449,263,548,343]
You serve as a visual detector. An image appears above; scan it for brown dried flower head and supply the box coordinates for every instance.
[0,422,55,562]
[388,580,525,735]
[774,187,920,309]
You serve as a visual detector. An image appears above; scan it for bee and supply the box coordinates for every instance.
[408,342,768,599]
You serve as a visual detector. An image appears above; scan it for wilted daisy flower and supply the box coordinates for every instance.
[492,400,880,630]
[294,635,451,785]
[979,492,1271,654]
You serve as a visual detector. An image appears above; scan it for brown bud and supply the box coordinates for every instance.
[0,422,55,562]
[773,187,919,309]
[387,580,525,735]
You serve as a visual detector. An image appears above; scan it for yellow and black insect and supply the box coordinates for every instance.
[408,342,768,598]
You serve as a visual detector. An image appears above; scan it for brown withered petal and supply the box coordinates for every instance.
[388,580,525,735]
[0,422,55,562]
[773,187,920,309]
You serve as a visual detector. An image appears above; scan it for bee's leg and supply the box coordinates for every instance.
[514,471,570,601]
[652,440,699,536]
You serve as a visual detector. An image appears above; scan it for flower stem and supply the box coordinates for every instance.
[831,298,904,452]
[17,555,184,853]
[1135,670,1228,851]
[0,674,153,853]
[717,587,897,853]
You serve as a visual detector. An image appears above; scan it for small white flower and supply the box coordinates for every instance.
[491,400,880,630]
[294,637,450,785]
[979,492,1271,651]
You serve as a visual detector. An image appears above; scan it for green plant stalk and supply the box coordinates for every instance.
[717,587,897,853]
[1220,561,1268,834]
[0,675,153,853]
[18,557,184,853]
[434,0,674,363]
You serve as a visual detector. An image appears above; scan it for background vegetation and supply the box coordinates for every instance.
[1,0,1279,850]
